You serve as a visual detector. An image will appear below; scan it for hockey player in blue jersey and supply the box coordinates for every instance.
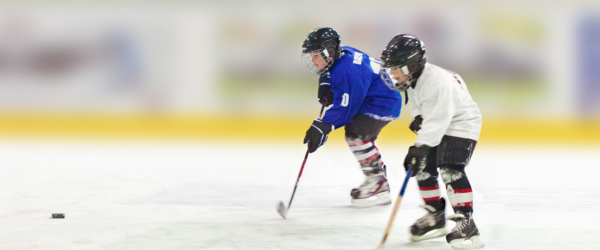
[301,27,402,207]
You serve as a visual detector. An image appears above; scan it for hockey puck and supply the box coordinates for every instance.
[52,213,65,219]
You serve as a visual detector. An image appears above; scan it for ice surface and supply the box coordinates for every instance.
[0,139,599,250]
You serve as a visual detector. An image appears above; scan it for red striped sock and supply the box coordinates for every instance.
[447,187,473,212]
[419,185,441,203]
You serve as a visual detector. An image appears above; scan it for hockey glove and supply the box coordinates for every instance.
[409,115,423,134]
[304,119,334,153]
[403,145,431,177]
[318,83,334,106]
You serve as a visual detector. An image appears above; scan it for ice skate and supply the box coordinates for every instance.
[446,213,484,249]
[350,173,391,208]
[410,198,448,242]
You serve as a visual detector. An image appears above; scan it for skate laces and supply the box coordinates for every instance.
[416,205,437,227]
[359,174,384,189]
[355,174,387,198]
[448,214,468,233]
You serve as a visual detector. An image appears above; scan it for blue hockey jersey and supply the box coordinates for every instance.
[320,46,402,129]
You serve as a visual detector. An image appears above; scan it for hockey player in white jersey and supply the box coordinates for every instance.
[379,34,484,249]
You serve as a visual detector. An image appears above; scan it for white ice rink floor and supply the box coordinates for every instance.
[1,139,599,250]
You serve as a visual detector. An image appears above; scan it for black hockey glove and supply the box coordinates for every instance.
[304,119,334,153]
[403,145,431,177]
[318,83,334,106]
[409,115,423,134]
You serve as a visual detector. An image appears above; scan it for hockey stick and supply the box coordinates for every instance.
[277,99,327,219]
[372,167,413,250]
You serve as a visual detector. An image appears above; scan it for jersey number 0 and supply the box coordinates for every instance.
[341,93,349,107]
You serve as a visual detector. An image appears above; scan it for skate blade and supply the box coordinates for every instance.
[449,236,485,249]
[410,228,448,242]
[351,192,391,208]
[276,201,287,219]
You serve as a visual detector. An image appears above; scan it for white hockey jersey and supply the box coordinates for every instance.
[407,63,482,147]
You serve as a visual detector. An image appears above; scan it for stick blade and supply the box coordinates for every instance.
[370,243,385,250]
[276,201,288,219]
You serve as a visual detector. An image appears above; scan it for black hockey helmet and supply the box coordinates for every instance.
[302,27,342,75]
[379,34,427,92]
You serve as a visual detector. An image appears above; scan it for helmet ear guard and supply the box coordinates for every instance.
[322,48,329,58]
[401,65,410,75]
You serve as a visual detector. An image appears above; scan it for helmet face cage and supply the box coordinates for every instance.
[302,47,334,75]
[380,66,411,92]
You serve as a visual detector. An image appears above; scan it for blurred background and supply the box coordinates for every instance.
[0,0,598,145]
[2,3,599,249]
